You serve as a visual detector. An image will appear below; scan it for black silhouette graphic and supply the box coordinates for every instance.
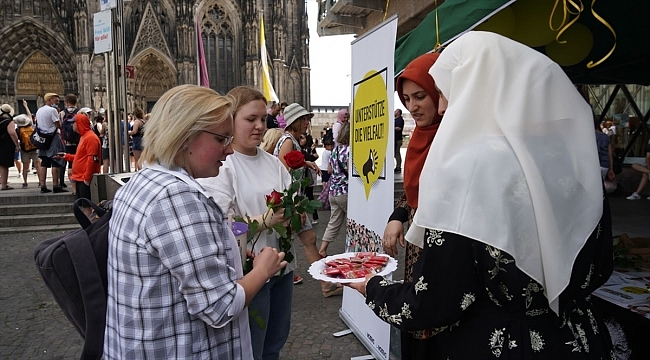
[362,148,379,183]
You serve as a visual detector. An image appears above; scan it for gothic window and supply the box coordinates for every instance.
[201,4,235,95]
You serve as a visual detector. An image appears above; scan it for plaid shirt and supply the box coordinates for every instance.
[104,167,250,359]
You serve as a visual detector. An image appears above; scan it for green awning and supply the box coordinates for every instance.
[394,0,650,85]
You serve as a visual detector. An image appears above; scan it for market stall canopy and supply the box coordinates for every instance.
[395,0,650,85]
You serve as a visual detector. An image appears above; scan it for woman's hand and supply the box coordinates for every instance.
[347,274,375,297]
[306,161,321,176]
[266,207,290,228]
[382,220,405,257]
[253,247,288,278]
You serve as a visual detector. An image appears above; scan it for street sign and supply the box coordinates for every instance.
[100,0,116,11]
[93,10,112,54]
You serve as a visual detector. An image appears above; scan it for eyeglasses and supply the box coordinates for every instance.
[202,130,234,147]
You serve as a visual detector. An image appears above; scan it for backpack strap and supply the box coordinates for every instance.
[73,198,106,229]
[64,230,106,359]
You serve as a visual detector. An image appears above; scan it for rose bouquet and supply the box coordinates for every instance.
[237,150,322,275]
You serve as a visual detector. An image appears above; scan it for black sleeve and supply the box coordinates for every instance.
[388,207,409,223]
[365,231,481,332]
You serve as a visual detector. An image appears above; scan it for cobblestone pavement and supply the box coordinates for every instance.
[0,210,406,359]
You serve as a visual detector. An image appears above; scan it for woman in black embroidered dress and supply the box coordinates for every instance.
[350,32,615,359]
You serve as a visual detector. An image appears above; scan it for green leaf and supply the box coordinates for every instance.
[290,215,302,232]
[289,181,300,194]
[248,309,267,329]
[283,250,294,264]
[292,168,304,180]
[273,223,288,237]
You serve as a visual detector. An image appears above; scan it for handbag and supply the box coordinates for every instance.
[30,126,55,150]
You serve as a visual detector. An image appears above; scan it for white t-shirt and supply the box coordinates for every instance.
[319,149,331,171]
[35,105,60,134]
[198,149,297,273]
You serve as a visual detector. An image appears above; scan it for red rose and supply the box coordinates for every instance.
[265,190,283,208]
[284,150,306,170]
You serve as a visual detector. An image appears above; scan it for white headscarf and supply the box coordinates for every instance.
[406,31,602,315]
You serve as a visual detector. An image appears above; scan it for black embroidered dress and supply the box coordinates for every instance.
[365,201,615,360]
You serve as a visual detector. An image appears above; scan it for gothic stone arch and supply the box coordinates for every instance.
[129,48,177,109]
[0,18,76,100]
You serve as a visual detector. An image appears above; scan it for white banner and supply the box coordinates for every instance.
[100,0,117,11]
[340,15,398,360]
[93,10,112,54]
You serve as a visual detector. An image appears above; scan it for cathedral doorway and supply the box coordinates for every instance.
[15,51,64,113]
[129,50,177,110]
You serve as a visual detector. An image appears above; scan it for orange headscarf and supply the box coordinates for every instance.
[397,53,442,209]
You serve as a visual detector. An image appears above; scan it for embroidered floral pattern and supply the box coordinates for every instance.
[596,223,602,239]
[529,330,545,352]
[522,282,543,309]
[401,303,412,319]
[379,278,391,287]
[378,303,389,319]
[460,293,476,310]
[426,229,445,247]
[508,340,517,349]
[576,323,589,353]
[367,301,375,310]
[487,289,502,307]
[499,282,513,301]
[486,245,514,279]
[414,276,428,294]
[581,264,594,289]
[525,309,548,316]
[587,309,599,335]
[565,340,582,352]
[489,328,505,358]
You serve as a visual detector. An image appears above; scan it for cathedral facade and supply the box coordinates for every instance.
[0,0,311,113]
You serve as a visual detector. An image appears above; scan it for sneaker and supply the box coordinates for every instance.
[61,183,67,188]
[52,186,68,193]
[627,193,641,200]
[22,183,28,188]
[312,219,319,225]
[41,186,52,193]
[293,275,304,285]
[394,168,402,173]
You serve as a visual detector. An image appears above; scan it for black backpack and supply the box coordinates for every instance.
[61,108,80,144]
[34,198,111,360]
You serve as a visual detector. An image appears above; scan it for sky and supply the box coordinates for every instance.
[306,1,405,111]
[306,1,354,106]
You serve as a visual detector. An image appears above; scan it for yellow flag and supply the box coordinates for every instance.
[260,13,279,103]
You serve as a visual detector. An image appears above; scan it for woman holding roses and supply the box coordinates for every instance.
[274,103,324,286]
[198,87,322,360]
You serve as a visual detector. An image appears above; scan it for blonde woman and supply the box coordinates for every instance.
[260,128,283,154]
[105,85,286,359]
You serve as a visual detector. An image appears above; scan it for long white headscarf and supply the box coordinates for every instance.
[407,31,602,315]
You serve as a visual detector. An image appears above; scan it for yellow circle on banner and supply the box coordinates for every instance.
[545,23,594,66]
[511,0,560,47]
[352,70,389,200]
[474,6,516,38]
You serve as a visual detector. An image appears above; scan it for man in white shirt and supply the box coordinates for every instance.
[35,93,67,193]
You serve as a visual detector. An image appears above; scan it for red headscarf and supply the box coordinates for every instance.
[397,53,442,209]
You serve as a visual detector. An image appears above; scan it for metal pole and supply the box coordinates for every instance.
[104,52,115,174]
[117,0,130,173]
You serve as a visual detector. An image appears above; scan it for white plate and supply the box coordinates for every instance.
[308,252,398,283]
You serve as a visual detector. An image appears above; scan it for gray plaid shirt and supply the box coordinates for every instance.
[104,167,249,359]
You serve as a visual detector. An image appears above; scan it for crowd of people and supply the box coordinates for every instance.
[3,30,646,359]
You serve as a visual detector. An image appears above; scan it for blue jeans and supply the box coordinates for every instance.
[248,271,293,360]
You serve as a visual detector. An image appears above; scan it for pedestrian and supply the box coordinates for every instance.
[104,84,287,359]
[394,108,404,172]
[0,104,20,190]
[53,113,101,216]
[351,31,614,359]
[625,140,649,200]
[199,86,298,360]
[35,93,67,193]
[318,122,349,258]
[14,113,39,188]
